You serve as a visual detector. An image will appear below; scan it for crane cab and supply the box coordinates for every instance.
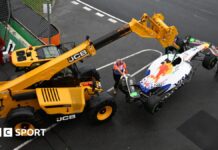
[11,45,63,72]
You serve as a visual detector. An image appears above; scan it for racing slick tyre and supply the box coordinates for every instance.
[202,54,217,70]
[145,95,163,114]
[6,107,42,137]
[88,92,117,123]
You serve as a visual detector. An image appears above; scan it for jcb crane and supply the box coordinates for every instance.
[0,13,179,136]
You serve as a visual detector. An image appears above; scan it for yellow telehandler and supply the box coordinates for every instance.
[0,13,179,136]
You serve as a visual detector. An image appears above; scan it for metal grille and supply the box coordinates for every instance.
[41,88,60,102]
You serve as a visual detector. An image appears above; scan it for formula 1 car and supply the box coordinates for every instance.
[119,37,218,114]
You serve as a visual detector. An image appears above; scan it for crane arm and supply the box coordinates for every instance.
[0,13,179,92]
[0,40,95,91]
[93,13,179,49]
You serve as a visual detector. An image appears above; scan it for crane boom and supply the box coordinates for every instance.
[0,13,179,92]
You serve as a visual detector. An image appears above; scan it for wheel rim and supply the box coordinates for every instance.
[97,106,113,121]
[14,122,35,136]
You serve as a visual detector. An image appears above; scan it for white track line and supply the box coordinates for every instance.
[97,49,161,70]
[13,1,162,149]
[13,49,162,150]
[13,2,148,148]
[83,6,92,11]
[95,12,104,17]
[106,62,152,92]
[14,2,162,149]
[103,49,162,92]
[76,0,127,24]
[14,124,57,150]
[71,1,79,5]
[108,18,117,24]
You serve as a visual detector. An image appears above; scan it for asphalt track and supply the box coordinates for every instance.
[81,0,218,43]
[1,0,218,150]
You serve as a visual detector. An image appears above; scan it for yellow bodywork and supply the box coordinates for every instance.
[11,13,179,69]
[11,45,60,68]
[11,45,53,68]
[36,87,86,114]
[0,89,40,118]
[0,40,97,118]
[0,12,179,119]
[35,81,102,115]
[129,13,179,48]
[0,41,96,92]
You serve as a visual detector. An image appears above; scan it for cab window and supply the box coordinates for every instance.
[37,46,61,59]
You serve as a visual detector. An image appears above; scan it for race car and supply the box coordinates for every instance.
[119,37,218,114]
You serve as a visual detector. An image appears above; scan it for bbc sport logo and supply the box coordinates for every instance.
[0,128,13,137]
[0,128,46,137]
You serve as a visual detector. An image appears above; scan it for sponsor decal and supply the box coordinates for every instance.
[150,62,173,82]
[56,114,76,122]
[68,50,88,62]
[0,128,13,137]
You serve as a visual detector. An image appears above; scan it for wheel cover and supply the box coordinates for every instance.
[14,122,35,136]
[97,106,113,121]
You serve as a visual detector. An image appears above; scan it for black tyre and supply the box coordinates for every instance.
[145,95,162,114]
[202,54,217,70]
[89,92,117,123]
[6,107,42,137]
